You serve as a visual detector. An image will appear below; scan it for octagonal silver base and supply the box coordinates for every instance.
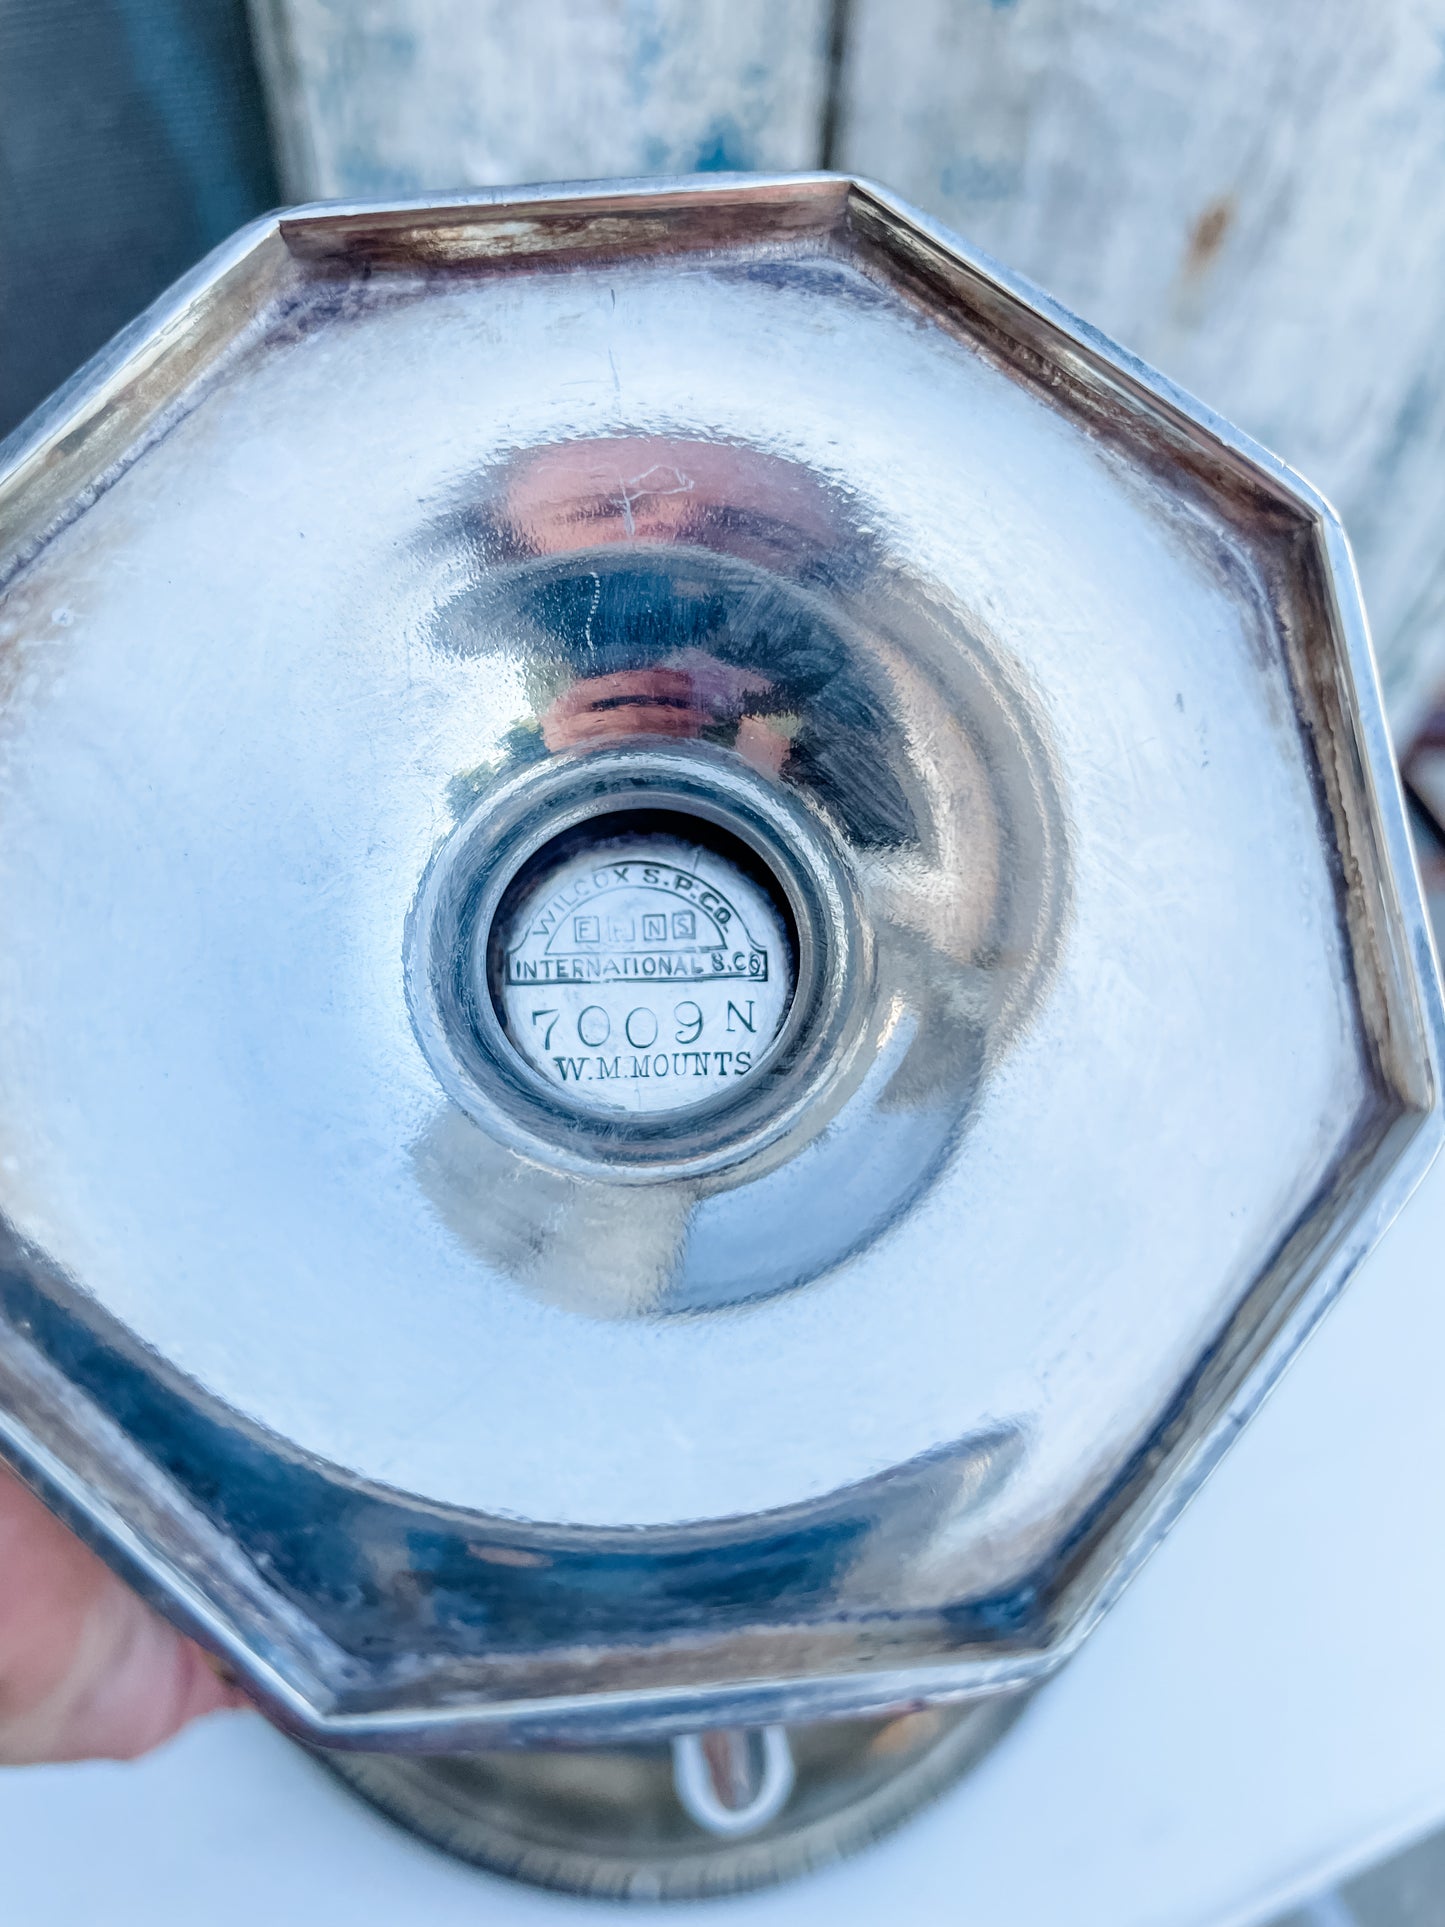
[312,1698,1027,1901]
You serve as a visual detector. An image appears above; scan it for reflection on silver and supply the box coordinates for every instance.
[0,177,1437,1777]
[671,1727,796,1838]
[316,1698,1026,1900]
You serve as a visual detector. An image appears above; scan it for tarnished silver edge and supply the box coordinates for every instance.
[0,174,847,502]
[1043,503,1445,1659]
[0,213,285,485]
[0,166,1400,534]
[0,1330,340,1727]
[0,1330,1063,1747]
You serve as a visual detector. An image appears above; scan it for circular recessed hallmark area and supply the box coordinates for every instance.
[487,815,797,1119]
[405,745,864,1180]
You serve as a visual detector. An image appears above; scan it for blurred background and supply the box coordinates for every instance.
[5,4,1445,1920]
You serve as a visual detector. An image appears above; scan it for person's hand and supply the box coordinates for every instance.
[0,1462,247,1763]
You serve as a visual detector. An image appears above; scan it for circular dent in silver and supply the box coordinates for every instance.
[406,743,870,1181]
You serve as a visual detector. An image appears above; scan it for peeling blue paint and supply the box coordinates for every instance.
[624,0,668,107]
[693,118,757,173]
[939,154,1021,203]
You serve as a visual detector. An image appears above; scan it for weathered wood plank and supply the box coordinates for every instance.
[248,0,832,202]
[837,0,1445,731]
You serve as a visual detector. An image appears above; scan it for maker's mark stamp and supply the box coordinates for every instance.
[493,832,794,1116]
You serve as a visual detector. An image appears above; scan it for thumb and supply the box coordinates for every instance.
[0,1462,248,1764]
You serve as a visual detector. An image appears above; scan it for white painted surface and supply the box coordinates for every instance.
[7,1150,1445,1924]
[247,0,831,199]
[837,0,1445,735]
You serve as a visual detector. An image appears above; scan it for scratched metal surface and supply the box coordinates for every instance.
[0,177,1436,1748]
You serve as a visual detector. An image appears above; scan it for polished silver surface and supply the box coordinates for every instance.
[0,175,1438,1752]
[315,1699,1025,1900]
